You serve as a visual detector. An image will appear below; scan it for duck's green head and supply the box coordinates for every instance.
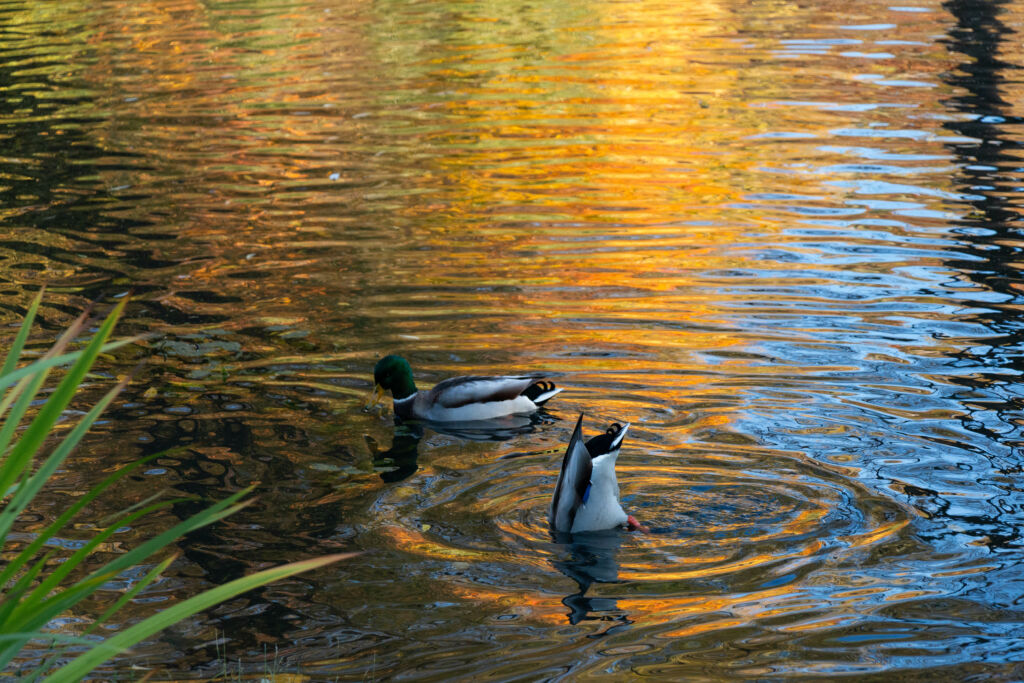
[372,354,417,400]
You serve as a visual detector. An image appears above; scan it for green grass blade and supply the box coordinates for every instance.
[0,551,55,671]
[84,554,177,636]
[3,494,249,668]
[0,629,125,680]
[96,490,167,527]
[0,550,53,628]
[0,454,162,591]
[4,489,246,667]
[82,489,252,584]
[0,373,29,432]
[44,553,357,682]
[10,502,179,625]
[0,632,116,647]
[25,633,124,683]
[5,487,245,646]
[0,312,87,474]
[0,364,56,470]
[0,373,25,426]
[0,300,126,502]
[0,289,43,379]
[0,297,355,682]
[0,339,138,394]
[0,379,128,542]
[0,572,118,668]
[0,303,89,429]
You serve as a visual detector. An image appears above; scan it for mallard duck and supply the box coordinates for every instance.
[368,354,563,422]
[550,414,647,534]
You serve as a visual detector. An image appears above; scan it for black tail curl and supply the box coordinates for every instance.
[585,423,626,458]
[524,380,557,404]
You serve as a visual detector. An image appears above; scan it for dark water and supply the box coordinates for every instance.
[5,0,1024,678]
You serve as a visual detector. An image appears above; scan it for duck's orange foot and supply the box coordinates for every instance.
[626,515,650,533]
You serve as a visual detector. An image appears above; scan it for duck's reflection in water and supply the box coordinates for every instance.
[425,410,557,442]
[551,530,632,630]
[365,422,423,483]
[367,411,557,482]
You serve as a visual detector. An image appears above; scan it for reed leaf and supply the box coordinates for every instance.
[0,551,54,630]
[0,339,139,395]
[86,554,177,636]
[0,289,43,378]
[9,500,180,628]
[0,378,128,542]
[0,301,123,497]
[45,553,359,682]
[0,299,351,680]
[0,573,119,670]
[0,454,161,592]
[81,490,251,585]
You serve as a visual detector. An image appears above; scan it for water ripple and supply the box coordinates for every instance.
[5,0,1024,678]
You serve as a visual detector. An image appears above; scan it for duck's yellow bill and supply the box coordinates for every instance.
[363,383,386,412]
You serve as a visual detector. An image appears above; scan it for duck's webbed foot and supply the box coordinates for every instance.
[626,515,650,533]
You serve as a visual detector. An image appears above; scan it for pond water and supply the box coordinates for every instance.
[4,0,1024,678]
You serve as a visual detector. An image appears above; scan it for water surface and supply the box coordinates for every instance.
[4,0,1024,678]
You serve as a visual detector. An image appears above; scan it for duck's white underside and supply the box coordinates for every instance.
[424,395,542,421]
[568,451,627,533]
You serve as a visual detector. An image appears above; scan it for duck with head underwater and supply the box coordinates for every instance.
[550,414,648,534]
[368,354,563,422]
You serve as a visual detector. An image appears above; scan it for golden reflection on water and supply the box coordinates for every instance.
[5,0,1024,677]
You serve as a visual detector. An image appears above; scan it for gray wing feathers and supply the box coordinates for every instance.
[550,414,592,532]
[431,375,537,408]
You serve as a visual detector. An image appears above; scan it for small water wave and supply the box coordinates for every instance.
[366,429,911,633]
[5,0,1024,678]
